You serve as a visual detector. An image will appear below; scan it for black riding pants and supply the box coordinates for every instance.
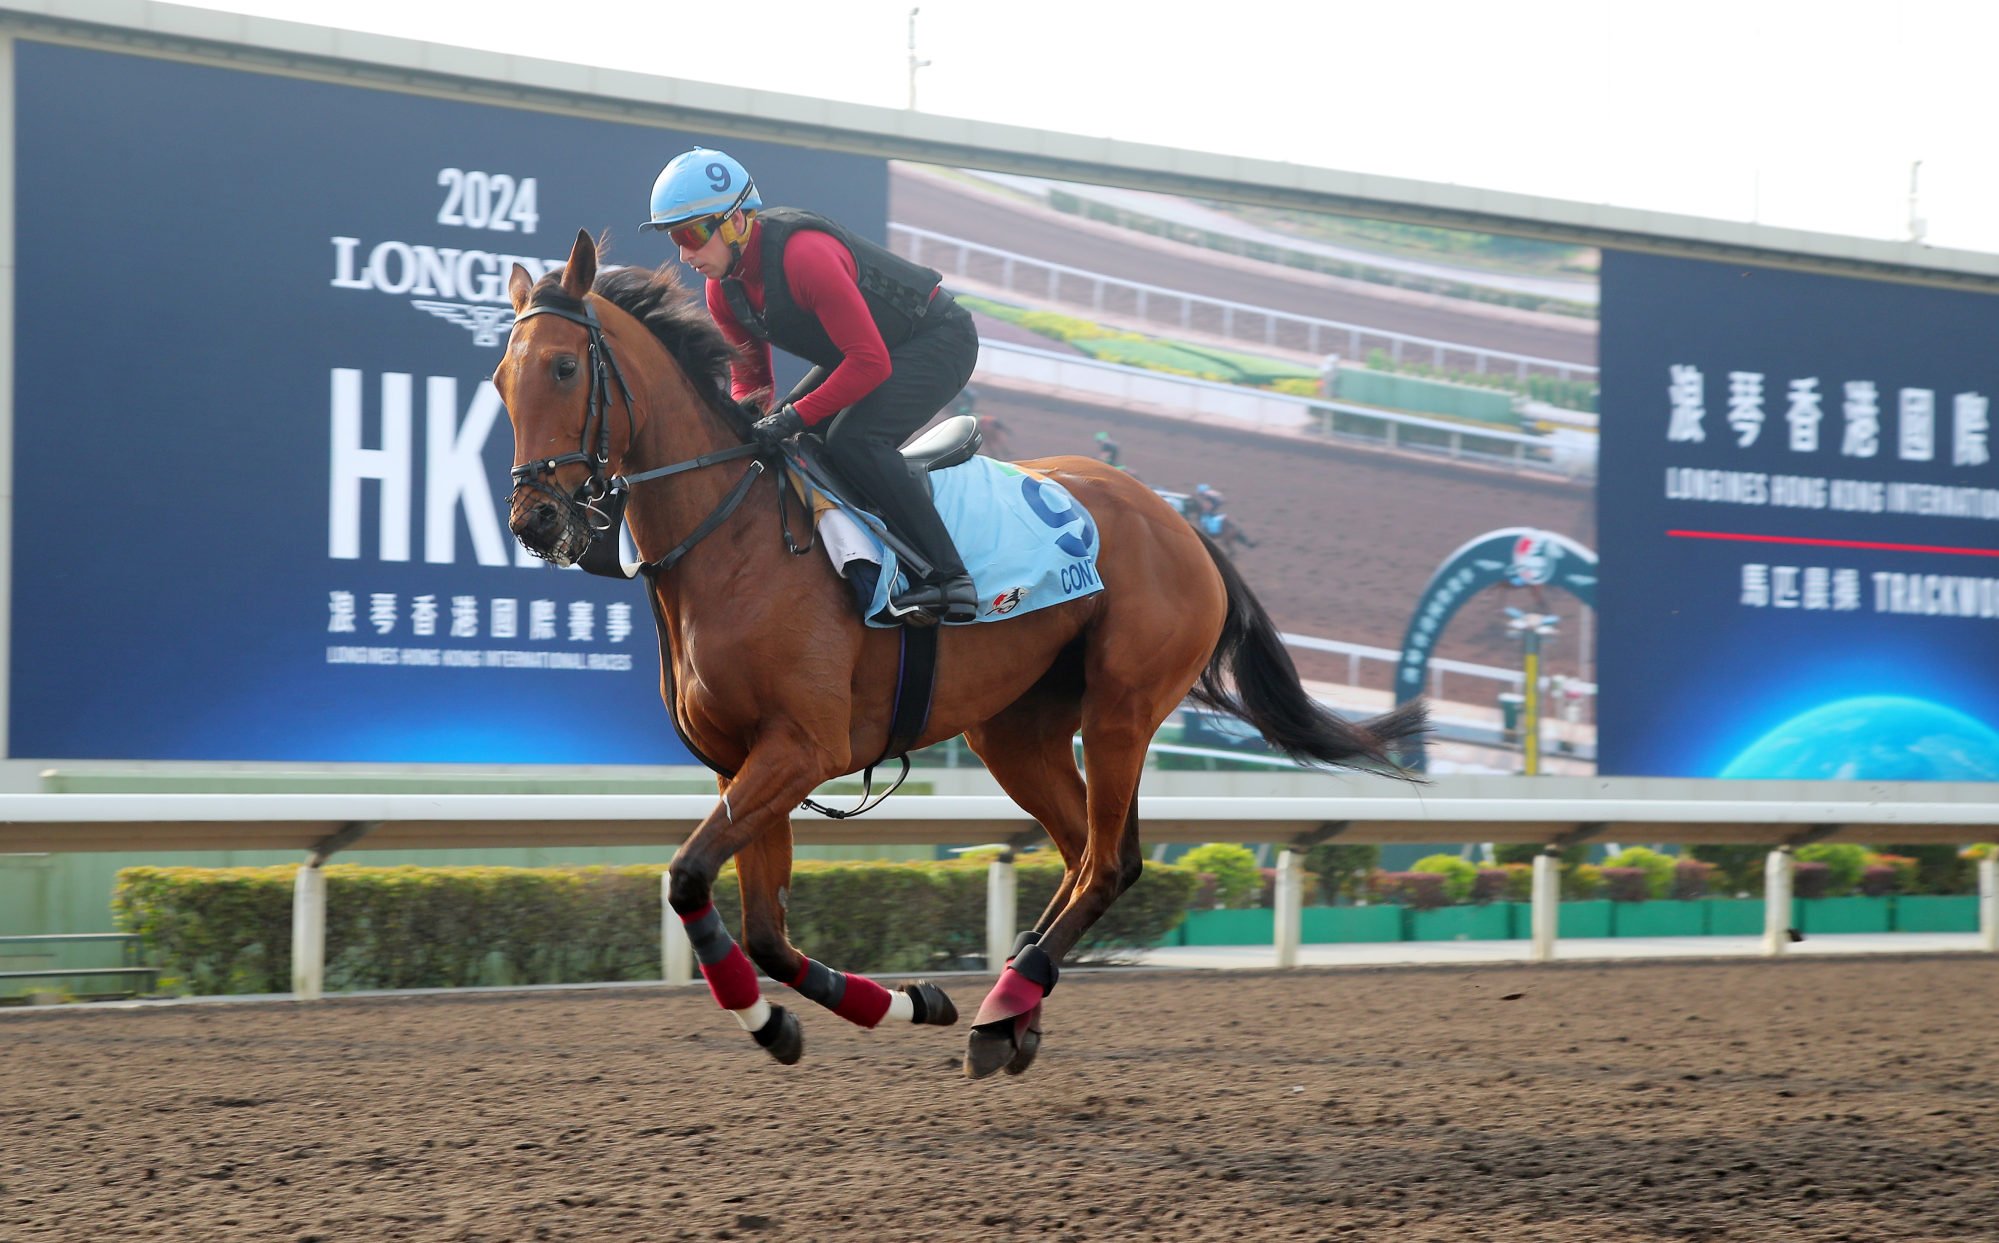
[820,299,979,580]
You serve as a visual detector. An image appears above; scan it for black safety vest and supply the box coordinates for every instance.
[719,207,945,368]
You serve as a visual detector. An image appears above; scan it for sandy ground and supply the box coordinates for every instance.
[7,956,1998,1241]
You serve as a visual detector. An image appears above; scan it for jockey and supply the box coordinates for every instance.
[1192,483,1224,515]
[1094,431,1122,468]
[642,147,980,622]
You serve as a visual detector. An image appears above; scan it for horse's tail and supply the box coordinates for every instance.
[1188,529,1429,778]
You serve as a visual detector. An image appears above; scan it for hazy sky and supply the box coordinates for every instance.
[186,0,1998,254]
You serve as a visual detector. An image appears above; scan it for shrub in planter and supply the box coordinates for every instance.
[1791,860,1833,899]
[115,859,1200,994]
[1562,862,1604,901]
[1884,844,1971,894]
[1470,864,1533,904]
[1858,865,1902,897]
[1370,871,1448,911]
[1600,866,1650,903]
[1691,845,1765,895]
[1180,843,1263,909]
[1867,853,1919,893]
[1672,859,1716,901]
[1795,843,1869,896]
[1305,842,1380,904]
[1601,846,1677,899]
[1410,853,1477,903]
[1470,867,1506,904]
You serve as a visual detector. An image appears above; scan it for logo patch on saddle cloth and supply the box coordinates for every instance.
[987,586,1029,616]
[804,457,1104,628]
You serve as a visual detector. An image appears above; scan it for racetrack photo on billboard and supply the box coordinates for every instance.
[890,161,1601,775]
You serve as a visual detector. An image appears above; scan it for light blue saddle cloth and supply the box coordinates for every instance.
[808,457,1104,627]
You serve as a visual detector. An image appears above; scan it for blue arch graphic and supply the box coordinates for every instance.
[1393,528,1598,769]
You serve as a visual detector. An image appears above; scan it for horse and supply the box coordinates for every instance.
[1198,510,1258,555]
[496,231,1428,1079]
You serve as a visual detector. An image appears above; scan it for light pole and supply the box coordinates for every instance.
[1506,608,1560,776]
[906,8,930,110]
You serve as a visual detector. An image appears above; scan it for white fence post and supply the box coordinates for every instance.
[1762,847,1795,956]
[662,870,692,986]
[1981,855,1998,953]
[1530,849,1560,962]
[986,853,1018,972]
[291,863,326,1000]
[1273,849,1302,968]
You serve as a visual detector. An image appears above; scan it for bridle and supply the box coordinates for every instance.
[506,294,763,579]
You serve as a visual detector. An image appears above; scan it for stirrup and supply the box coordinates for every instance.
[894,573,978,624]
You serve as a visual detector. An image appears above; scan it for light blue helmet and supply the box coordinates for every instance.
[641,147,761,232]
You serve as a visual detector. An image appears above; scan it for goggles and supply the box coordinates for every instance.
[667,215,726,250]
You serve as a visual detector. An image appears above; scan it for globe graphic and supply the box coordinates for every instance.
[1720,696,1999,781]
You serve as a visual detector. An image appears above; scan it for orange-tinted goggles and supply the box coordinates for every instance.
[667,215,725,250]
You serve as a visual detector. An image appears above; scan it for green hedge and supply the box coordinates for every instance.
[113,857,1198,996]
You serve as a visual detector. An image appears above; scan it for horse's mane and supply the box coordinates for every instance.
[526,261,756,436]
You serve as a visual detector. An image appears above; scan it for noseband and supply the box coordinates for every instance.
[507,293,763,578]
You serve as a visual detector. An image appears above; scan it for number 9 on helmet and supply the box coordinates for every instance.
[642,147,762,233]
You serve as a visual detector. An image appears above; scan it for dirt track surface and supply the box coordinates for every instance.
[966,381,1596,687]
[8,957,1999,1241]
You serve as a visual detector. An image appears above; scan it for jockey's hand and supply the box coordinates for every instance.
[749,404,807,450]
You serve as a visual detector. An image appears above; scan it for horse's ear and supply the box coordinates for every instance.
[507,263,535,314]
[561,228,596,299]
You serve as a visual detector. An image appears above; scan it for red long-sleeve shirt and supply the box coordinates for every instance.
[705,221,892,426]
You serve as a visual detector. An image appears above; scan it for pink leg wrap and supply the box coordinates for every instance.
[697,944,762,1011]
[833,974,894,1028]
[972,965,1047,1028]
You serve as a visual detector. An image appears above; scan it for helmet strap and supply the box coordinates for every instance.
[718,210,755,278]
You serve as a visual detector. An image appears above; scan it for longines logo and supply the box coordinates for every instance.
[326,165,566,350]
[412,301,516,347]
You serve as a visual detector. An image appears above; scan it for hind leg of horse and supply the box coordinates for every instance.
[733,826,959,1039]
[965,698,1158,1080]
[962,691,1090,1075]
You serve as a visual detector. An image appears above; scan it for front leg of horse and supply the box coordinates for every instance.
[733,831,959,1041]
[665,759,828,1065]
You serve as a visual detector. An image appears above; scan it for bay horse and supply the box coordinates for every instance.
[496,231,1426,1079]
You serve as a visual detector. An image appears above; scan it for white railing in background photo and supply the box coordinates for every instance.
[973,340,1591,477]
[894,224,1599,383]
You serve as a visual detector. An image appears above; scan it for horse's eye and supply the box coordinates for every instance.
[555,357,579,381]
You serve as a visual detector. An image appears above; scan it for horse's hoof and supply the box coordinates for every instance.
[904,981,958,1026]
[751,1004,803,1066]
[1004,1006,1043,1076]
[963,1018,1017,1080]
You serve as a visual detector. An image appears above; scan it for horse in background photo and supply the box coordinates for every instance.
[495,231,1427,1079]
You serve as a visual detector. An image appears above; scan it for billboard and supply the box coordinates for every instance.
[1597,250,1999,780]
[10,41,886,762]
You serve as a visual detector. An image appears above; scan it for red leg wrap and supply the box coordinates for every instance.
[833,974,894,1029]
[971,964,1047,1028]
[697,944,762,1011]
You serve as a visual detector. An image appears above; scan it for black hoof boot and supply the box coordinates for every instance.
[964,1018,1018,1080]
[902,981,959,1026]
[1004,1005,1043,1076]
[750,1004,803,1066]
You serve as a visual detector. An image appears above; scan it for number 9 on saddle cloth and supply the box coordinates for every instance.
[786,414,1106,626]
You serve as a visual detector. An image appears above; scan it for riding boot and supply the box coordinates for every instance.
[855,459,977,622]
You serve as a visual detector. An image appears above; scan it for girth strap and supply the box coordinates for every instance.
[640,581,941,822]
